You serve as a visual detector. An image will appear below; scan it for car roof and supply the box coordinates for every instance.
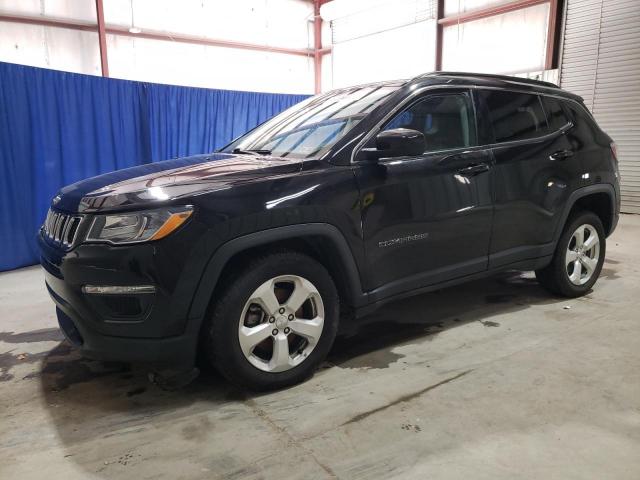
[411,71,583,102]
[332,71,583,103]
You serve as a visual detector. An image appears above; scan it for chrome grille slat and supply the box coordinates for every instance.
[63,217,80,245]
[42,209,83,249]
[55,216,66,242]
[46,211,55,237]
[52,213,60,238]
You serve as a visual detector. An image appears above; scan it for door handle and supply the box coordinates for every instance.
[549,149,574,161]
[457,163,490,176]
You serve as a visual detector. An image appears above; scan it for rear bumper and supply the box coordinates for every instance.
[610,209,620,236]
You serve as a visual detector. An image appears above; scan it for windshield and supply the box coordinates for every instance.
[222,85,399,159]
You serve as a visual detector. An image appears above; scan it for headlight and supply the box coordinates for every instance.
[85,206,193,244]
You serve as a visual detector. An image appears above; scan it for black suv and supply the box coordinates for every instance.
[40,72,620,390]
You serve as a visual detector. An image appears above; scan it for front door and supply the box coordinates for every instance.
[354,89,494,301]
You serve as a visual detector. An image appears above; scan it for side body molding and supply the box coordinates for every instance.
[188,223,367,322]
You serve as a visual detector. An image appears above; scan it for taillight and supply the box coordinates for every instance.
[610,142,618,161]
[610,142,620,179]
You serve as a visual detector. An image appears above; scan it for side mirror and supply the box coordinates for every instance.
[362,128,426,160]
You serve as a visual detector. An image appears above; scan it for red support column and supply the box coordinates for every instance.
[313,0,323,94]
[95,0,109,77]
[435,0,444,71]
[545,0,559,70]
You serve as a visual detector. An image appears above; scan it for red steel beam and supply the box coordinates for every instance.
[0,13,96,31]
[95,0,109,77]
[438,0,550,27]
[435,0,444,71]
[313,0,322,94]
[106,25,312,56]
[0,13,313,57]
[545,0,559,69]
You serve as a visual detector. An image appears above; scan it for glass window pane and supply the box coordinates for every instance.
[225,85,398,159]
[541,97,570,132]
[383,93,476,152]
[480,90,548,142]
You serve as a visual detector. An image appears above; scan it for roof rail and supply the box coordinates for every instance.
[418,71,559,89]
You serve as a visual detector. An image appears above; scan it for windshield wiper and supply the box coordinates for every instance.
[232,148,272,156]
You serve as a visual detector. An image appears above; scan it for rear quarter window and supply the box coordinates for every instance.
[564,101,599,138]
[541,97,571,131]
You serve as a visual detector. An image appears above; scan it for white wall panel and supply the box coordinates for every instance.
[107,34,314,94]
[0,0,315,93]
[443,3,550,74]
[0,0,96,21]
[324,0,435,89]
[0,21,100,75]
[331,20,436,88]
[444,0,517,16]
[330,0,434,44]
[104,0,313,49]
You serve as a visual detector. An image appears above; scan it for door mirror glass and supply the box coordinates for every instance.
[363,128,426,160]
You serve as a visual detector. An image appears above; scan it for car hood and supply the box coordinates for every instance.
[53,152,303,213]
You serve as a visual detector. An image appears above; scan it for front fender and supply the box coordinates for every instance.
[187,223,367,325]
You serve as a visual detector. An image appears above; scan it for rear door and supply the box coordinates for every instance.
[354,89,494,300]
[475,89,575,268]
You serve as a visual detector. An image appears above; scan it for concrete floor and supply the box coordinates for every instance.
[1,215,639,480]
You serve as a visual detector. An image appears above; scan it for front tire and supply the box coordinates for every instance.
[536,211,606,297]
[204,251,339,391]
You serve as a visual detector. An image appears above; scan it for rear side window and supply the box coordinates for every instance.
[383,93,476,152]
[541,97,570,131]
[479,90,548,143]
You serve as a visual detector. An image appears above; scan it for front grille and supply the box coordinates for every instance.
[43,209,82,248]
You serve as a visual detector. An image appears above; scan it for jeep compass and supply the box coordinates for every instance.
[39,72,621,390]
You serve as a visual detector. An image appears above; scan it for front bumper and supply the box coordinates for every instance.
[54,306,196,365]
[38,230,203,366]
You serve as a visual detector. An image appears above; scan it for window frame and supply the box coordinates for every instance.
[478,90,549,144]
[475,88,575,147]
[351,85,577,163]
[540,95,573,134]
[353,87,480,162]
[379,91,478,155]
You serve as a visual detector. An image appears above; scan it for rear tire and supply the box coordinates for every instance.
[203,250,339,391]
[536,211,606,297]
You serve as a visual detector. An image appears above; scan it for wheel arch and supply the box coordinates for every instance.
[554,184,617,243]
[187,223,367,324]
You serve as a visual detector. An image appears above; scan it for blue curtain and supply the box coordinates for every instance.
[0,62,309,271]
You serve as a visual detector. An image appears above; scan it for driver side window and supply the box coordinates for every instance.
[383,93,477,153]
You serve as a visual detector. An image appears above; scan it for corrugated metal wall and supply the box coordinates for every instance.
[560,0,640,213]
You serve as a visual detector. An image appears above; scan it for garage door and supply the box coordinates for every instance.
[559,0,640,214]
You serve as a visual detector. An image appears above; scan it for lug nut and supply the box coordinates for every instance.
[288,314,294,320]
[284,327,290,334]
[278,307,285,314]
[272,329,279,336]
[269,316,275,323]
